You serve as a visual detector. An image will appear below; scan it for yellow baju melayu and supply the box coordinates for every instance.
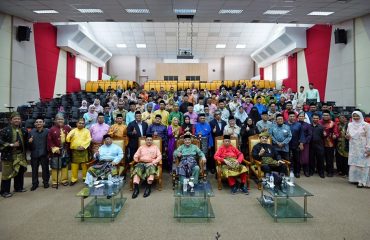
[152,109,170,126]
[66,128,91,183]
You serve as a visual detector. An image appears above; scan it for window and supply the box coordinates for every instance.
[264,65,273,80]
[276,57,288,81]
[185,76,200,81]
[90,64,98,81]
[164,76,178,80]
[75,57,88,80]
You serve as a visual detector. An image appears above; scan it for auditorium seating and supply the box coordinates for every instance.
[85,80,133,92]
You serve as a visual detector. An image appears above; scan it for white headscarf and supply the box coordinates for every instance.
[348,111,367,137]
[351,111,364,125]
[234,106,248,123]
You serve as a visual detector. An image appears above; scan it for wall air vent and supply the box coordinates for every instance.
[56,24,112,67]
[251,27,307,68]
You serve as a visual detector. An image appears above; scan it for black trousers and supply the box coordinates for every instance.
[261,164,288,176]
[207,147,216,171]
[290,148,301,174]
[1,165,27,193]
[309,143,325,175]
[276,150,289,162]
[336,150,349,175]
[31,156,50,186]
[324,147,334,174]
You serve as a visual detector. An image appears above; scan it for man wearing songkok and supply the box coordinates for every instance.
[185,103,198,125]
[223,116,241,138]
[218,100,230,122]
[146,114,168,151]
[131,134,162,199]
[214,135,249,195]
[127,111,148,163]
[0,112,28,198]
[90,113,110,157]
[126,101,137,125]
[269,114,292,160]
[47,114,71,188]
[195,113,214,157]
[66,118,92,185]
[168,103,184,125]
[256,111,273,133]
[108,113,128,147]
[85,134,124,184]
[174,134,206,185]
[252,132,288,176]
[152,100,170,126]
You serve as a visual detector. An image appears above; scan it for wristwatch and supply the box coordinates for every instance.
[10,143,14,147]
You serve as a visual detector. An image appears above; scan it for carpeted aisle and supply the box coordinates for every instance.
[0,173,369,240]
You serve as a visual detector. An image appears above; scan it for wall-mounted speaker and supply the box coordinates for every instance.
[16,26,31,42]
[334,28,347,44]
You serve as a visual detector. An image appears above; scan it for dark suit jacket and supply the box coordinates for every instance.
[209,119,227,138]
[127,120,148,151]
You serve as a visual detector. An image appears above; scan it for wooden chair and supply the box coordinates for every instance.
[172,135,206,189]
[215,136,251,190]
[129,136,163,191]
[248,135,290,190]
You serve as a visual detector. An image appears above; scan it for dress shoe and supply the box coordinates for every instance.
[231,185,238,195]
[1,192,13,198]
[51,184,58,188]
[14,188,27,193]
[295,173,300,178]
[357,183,364,188]
[143,185,152,198]
[327,173,333,177]
[44,183,50,189]
[62,182,69,186]
[210,169,216,174]
[30,185,38,191]
[132,184,139,199]
[69,181,77,186]
[304,172,310,177]
[239,186,249,195]
[319,174,325,178]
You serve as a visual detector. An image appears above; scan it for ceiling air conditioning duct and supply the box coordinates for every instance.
[56,24,112,67]
[251,27,307,68]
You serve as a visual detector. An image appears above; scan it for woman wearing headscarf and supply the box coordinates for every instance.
[249,107,261,124]
[167,117,181,171]
[347,111,370,188]
[180,115,195,135]
[234,106,248,127]
[83,105,98,129]
[79,100,88,110]
[297,111,312,177]
[240,117,259,157]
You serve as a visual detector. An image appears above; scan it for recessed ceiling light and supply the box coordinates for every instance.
[33,10,59,14]
[116,44,127,48]
[236,44,246,49]
[308,11,334,16]
[264,10,290,15]
[218,9,243,14]
[136,44,146,48]
[125,9,150,14]
[216,44,226,49]
[173,9,196,14]
[77,9,103,13]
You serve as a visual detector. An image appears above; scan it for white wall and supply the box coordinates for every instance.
[138,57,161,81]
[355,14,370,112]
[11,17,39,108]
[0,13,12,112]
[53,50,67,97]
[224,56,254,80]
[108,55,137,80]
[199,58,223,81]
[325,20,355,106]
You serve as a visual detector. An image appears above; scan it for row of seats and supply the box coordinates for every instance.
[143,79,277,91]
[85,80,136,92]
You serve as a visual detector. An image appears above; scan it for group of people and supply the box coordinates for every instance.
[1,81,369,199]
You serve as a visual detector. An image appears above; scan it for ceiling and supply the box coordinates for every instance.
[0,0,369,24]
[1,0,368,59]
[81,22,310,58]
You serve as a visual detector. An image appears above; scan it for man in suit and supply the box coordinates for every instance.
[208,110,227,174]
[127,111,148,164]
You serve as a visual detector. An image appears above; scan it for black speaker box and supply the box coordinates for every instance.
[17,26,31,42]
[334,28,347,44]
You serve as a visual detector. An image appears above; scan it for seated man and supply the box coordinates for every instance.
[174,134,206,185]
[84,134,124,184]
[251,132,288,176]
[131,134,162,199]
[214,135,249,195]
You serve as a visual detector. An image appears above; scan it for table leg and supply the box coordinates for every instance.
[304,194,308,222]
[80,197,85,222]
[111,196,115,221]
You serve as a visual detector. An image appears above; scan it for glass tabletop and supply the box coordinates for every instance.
[262,180,313,197]
[174,181,214,197]
[76,177,125,198]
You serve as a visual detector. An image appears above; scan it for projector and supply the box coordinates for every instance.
[177,49,194,59]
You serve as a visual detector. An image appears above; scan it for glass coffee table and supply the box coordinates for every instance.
[76,177,126,221]
[258,179,313,222]
[174,180,215,220]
